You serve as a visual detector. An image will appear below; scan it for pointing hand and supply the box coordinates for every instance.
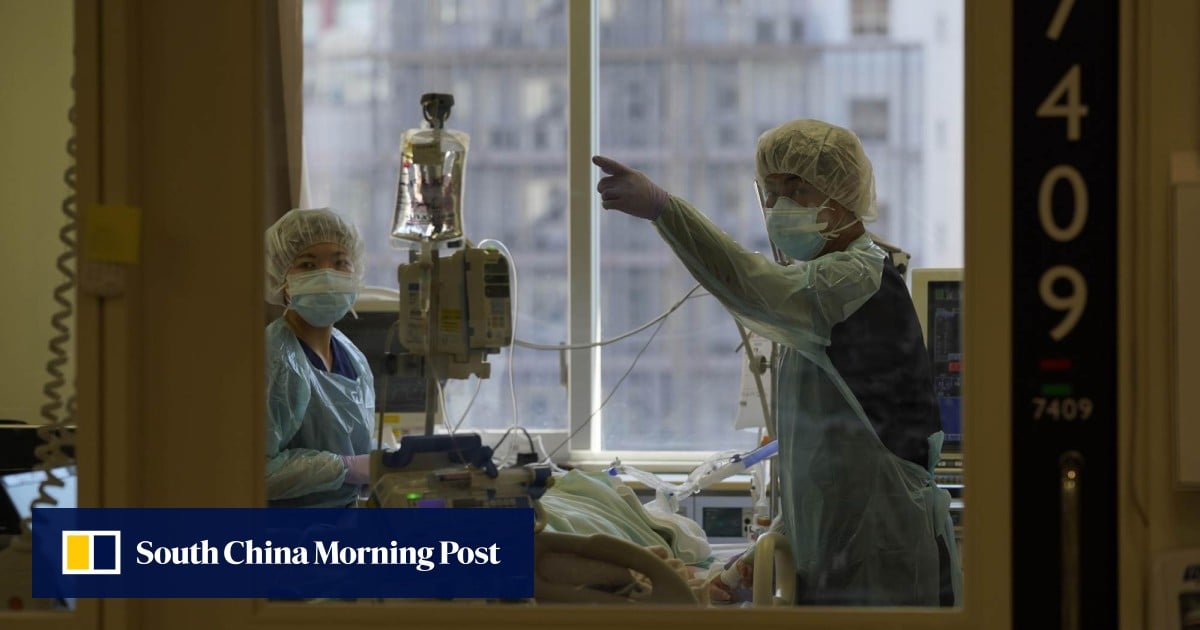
[593,155,669,220]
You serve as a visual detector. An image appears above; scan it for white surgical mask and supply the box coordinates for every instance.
[286,269,358,327]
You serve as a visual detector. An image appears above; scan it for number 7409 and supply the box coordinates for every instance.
[1031,396,1094,421]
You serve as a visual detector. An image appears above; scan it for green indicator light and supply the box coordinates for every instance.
[1041,383,1073,396]
[406,492,422,500]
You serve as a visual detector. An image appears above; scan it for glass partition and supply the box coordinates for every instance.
[295,0,965,609]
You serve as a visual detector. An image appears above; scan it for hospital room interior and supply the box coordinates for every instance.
[1,0,1198,628]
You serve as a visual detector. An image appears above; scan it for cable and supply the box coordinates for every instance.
[477,239,520,434]
[735,322,774,440]
[444,252,706,463]
[492,425,537,458]
[21,76,80,542]
[513,284,707,351]
[450,376,483,432]
[430,362,469,467]
[386,256,705,464]
[375,319,399,450]
[543,302,674,461]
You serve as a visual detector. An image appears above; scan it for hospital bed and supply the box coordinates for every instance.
[527,470,795,607]
[532,529,795,606]
[370,434,794,607]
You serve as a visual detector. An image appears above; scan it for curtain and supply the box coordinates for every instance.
[264,0,306,224]
[263,0,304,320]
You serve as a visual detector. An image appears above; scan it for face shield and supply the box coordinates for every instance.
[755,180,792,265]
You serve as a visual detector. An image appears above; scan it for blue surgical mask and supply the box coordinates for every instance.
[765,197,830,261]
[286,269,358,327]
[290,293,355,327]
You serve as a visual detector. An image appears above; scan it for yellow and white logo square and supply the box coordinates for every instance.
[62,530,121,575]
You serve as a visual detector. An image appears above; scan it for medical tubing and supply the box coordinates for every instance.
[749,451,771,525]
[735,322,773,436]
[376,319,397,450]
[513,284,705,351]
[430,362,470,467]
[516,287,711,460]
[543,307,672,461]
[741,440,778,468]
[476,238,519,432]
[696,460,744,490]
[466,264,702,463]
[685,448,755,497]
[450,376,483,432]
[491,425,537,465]
[608,461,685,498]
[536,285,704,460]
[618,442,778,505]
[378,314,481,438]
[379,306,467,457]
[25,80,80,541]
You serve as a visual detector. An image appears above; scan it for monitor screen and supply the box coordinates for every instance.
[701,506,745,538]
[927,280,963,446]
[911,269,963,450]
[337,310,427,414]
[692,494,752,544]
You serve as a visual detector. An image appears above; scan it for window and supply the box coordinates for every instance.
[789,17,805,42]
[851,98,889,142]
[491,24,523,47]
[755,18,774,44]
[600,69,661,148]
[852,0,889,37]
[303,0,569,440]
[304,0,962,463]
[489,127,518,149]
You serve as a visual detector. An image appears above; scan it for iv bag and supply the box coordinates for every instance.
[391,126,470,245]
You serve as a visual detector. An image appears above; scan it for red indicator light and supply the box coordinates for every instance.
[1040,358,1073,371]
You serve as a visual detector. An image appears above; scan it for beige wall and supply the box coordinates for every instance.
[0,0,75,425]
[1137,0,1200,554]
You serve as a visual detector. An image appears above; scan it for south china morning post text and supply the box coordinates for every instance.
[134,538,502,572]
[32,508,535,599]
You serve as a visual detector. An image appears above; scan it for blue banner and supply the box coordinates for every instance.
[33,508,534,599]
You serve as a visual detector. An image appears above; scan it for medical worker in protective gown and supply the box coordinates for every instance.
[264,208,374,508]
[594,119,962,606]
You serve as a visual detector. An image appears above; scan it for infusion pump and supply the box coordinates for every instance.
[397,245,512,380]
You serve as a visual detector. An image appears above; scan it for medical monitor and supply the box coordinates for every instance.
[692,494,754,545]
[911,269,963,453]
[339,288,427,416]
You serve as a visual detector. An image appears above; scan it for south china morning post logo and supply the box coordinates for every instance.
[131,537,501,571]
[61,530,122,575]
[36,508,533,598]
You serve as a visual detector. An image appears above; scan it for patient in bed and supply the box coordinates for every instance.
[535,470,726,603]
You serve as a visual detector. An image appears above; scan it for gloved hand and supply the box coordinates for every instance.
[340,454,370,486]
[593,155,670,220]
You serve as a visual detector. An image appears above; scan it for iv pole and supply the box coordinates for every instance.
[413,94,455,437]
